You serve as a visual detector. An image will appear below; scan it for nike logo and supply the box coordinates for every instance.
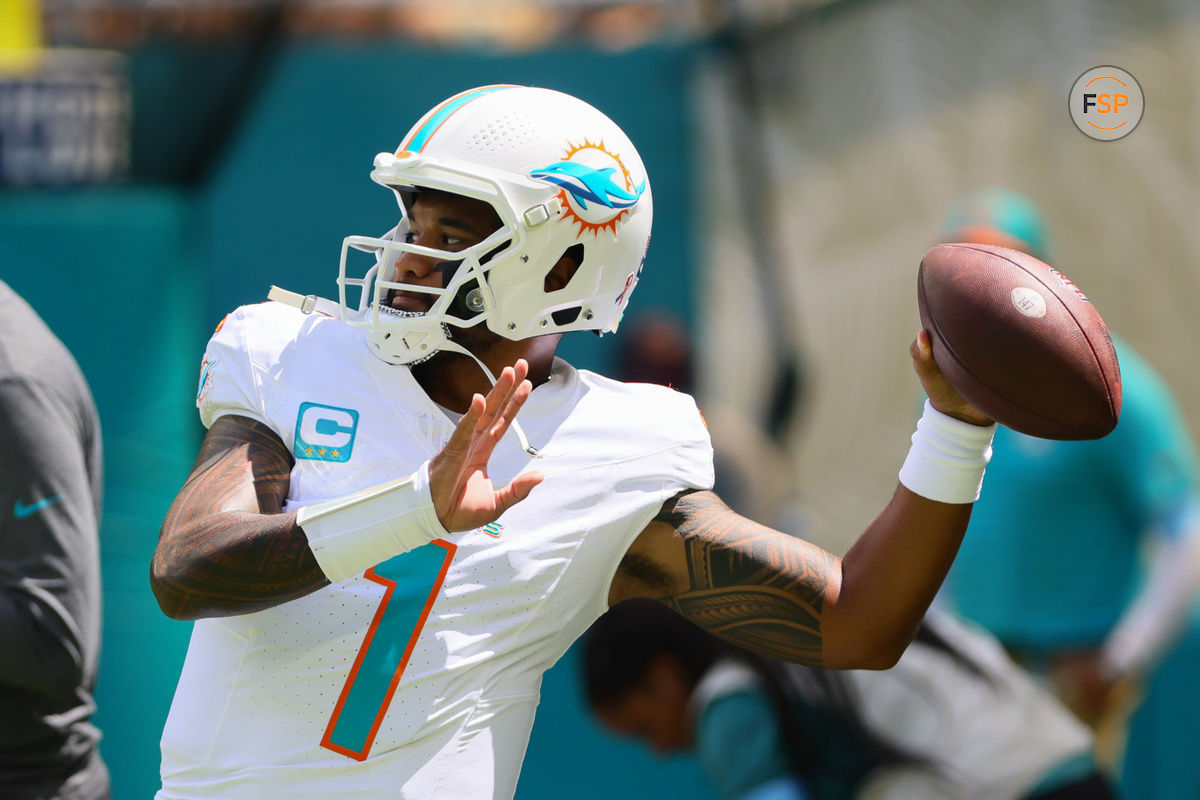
[13,495,63,519]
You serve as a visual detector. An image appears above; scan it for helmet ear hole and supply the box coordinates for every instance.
[544,243,585,294]
[550,306,583,326]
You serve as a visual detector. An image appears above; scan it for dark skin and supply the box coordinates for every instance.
[152,191,991,670]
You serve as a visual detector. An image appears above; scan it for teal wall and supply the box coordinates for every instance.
[1,43,713,800]
[0,187,202,800]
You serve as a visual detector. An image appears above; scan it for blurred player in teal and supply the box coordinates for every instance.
[940,190,1200,786]
[584,598,1114,800]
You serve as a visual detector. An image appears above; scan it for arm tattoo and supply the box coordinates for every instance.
[656,491,838,666]
[153,416,329,619]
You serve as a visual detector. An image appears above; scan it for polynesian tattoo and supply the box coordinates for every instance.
[152,415,329,619]
[653,491,838,666]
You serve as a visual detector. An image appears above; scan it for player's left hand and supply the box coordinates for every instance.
[910,330,993,427]
[428,359,544,531]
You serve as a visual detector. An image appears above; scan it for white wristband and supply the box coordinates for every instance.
[295,461,449,583]
[898,400,996,504]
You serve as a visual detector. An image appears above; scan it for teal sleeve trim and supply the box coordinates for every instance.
[1025,750,1097,796]
[697,689,794,800]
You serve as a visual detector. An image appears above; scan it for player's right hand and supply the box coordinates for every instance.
[428,359,544,531]
[910,330,993,427]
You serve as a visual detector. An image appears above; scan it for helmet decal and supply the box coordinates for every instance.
[399,84,519,154]
[616,246,648,306]
[530,140,646,238]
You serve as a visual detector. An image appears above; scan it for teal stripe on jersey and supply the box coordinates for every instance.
[325,541,455,758]
[404,85,515,153]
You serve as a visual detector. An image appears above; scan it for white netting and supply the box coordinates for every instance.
[696,0,1200,551]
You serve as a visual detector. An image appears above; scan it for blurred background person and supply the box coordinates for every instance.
[938,189,1200,779]
[0,281,109,800]
[583,598,1115,800]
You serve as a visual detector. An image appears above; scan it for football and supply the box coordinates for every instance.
[917,243,1122,440]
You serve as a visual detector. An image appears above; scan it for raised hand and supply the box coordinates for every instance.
[910,330,993,427]
[428,359,544,532]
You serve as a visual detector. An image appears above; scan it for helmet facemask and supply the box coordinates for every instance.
[338,199,517,365]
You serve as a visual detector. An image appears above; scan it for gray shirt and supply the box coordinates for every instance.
[0,281,108,800]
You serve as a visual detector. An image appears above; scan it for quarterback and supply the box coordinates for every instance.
[151,85,995,799]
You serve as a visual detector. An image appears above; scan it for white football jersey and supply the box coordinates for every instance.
[847,610,1094,799]
[691,610,1094,800]
[159,301,714,800]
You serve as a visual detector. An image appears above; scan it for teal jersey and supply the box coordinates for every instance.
[946,340,1199,650]
[694,665,879,800]
[697,689,800,800]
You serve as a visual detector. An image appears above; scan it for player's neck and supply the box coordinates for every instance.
[411,334,559,413]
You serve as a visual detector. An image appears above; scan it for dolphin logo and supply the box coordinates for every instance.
[530,161,646,211]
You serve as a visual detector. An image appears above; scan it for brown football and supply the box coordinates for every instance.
[917,243,1122,440]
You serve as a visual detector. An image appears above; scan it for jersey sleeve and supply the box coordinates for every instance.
[577,372,714,494]
[195,308,270,429]
[663,391,716,492]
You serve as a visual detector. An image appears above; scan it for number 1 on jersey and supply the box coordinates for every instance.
[321,539,457,760]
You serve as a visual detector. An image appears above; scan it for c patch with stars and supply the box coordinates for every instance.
[294,402,359,462]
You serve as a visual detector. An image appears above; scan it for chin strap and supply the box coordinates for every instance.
[267,285,342,317]
[267,285,541,458]
[432,338,542,458]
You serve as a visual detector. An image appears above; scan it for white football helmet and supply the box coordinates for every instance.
[337,84,654,365]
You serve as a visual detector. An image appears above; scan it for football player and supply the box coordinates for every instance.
[151,85,994,799]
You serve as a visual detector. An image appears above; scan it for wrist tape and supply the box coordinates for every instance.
[296,460,448,583]
[898,400,996,504]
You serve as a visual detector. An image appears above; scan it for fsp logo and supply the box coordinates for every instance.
[294,402,359,462]
[1069,66,1144,141]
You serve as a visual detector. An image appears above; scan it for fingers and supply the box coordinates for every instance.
[444,360,534,455]
[910,329,994,426]
[494,378,532,439]
[476,361,533,447]
[910,330,935,370]
[444,392,488,453]
[430,360,540,530]
[476,361,524,434]
[495,470,544,513]
[911,329,952,393]
[911,330,950,390]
